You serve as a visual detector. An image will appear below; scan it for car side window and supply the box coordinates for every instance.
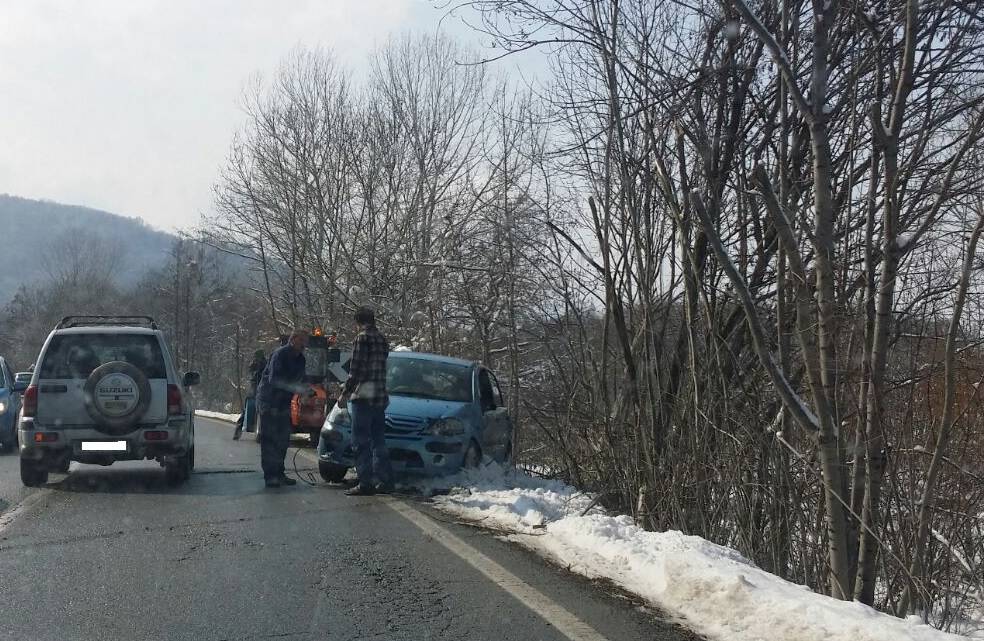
[0,361,7,388]
[489,371,505,408]
[478,369,496,412]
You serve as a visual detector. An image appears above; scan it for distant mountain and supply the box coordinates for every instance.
[0,194,177,304]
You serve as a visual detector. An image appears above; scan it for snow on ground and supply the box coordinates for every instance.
[195,410,239,423]
[424,464,970,641]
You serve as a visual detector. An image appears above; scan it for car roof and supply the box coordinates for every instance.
[389,351,476,368]
[52,327,160,336]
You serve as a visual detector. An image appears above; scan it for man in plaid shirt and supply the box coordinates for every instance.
[338,307,393,495]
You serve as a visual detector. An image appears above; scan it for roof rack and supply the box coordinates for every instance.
[56,315,159,330]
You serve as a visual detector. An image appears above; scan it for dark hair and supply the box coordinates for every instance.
[354,307,375,325]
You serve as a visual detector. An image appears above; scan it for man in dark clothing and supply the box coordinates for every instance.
[338,307,393,496]
[234,350,267,440]
[255,330,310,488]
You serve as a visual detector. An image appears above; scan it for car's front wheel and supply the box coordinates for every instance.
[318,461,348,483]
[463,441,482,469]
[20,458,48,487]
[0,419,16,453]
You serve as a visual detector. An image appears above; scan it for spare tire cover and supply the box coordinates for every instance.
[83,361,152,434]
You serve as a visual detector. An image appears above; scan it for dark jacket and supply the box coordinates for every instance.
[342,324,389,407]
[256,345,306,412]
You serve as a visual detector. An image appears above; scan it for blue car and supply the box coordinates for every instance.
[317,351,514,482]
[0,357,24,452]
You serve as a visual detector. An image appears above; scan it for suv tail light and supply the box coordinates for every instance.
[22,385,38,418]
[167,385,183,416]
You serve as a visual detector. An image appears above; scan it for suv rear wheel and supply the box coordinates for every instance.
[20,458,48,487]
[164,446,193,486]
[83,361,153,434]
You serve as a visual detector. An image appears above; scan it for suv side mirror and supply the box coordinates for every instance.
[182,372,201,387]
[11,381,27,393]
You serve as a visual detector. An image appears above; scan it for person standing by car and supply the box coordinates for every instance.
[338,307,393,496]
[234,350,266,440]
[255,330,310,488]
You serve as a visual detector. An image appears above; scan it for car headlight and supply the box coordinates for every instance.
[425,417,465,437]
[0,400,6,414]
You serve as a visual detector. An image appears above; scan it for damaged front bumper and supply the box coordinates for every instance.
[317,423,467,477]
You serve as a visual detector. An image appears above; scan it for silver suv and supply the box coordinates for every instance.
[18,316,199,487]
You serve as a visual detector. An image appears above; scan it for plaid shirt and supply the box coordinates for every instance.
[343,324,389,406]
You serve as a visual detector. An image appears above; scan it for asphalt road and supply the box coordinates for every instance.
[0,417,698,641]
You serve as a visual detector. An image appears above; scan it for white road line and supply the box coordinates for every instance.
[0,489,50,537]
[386,499,611,641]
[294,447,609,640]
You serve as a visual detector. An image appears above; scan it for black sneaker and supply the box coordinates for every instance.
[375,483,395,494]
[345,485,376,497]
[279,476,298,486]
[265,478,282,488]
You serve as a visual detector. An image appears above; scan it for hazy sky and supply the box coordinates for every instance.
[0,0,508,233]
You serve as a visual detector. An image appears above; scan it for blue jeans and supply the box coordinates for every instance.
[350,400,392,488]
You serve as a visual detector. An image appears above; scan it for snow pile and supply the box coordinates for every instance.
[393,345,413,352]
[195,410,240,423]
[429,464,969,641]
[418,464,594,530]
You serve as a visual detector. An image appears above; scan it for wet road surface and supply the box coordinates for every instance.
[0,417,697,641]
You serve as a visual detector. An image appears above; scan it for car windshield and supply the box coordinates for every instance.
[387,358,473,403]
[38,334,166,379]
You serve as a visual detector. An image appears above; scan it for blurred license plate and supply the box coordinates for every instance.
[82,441,127,452]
